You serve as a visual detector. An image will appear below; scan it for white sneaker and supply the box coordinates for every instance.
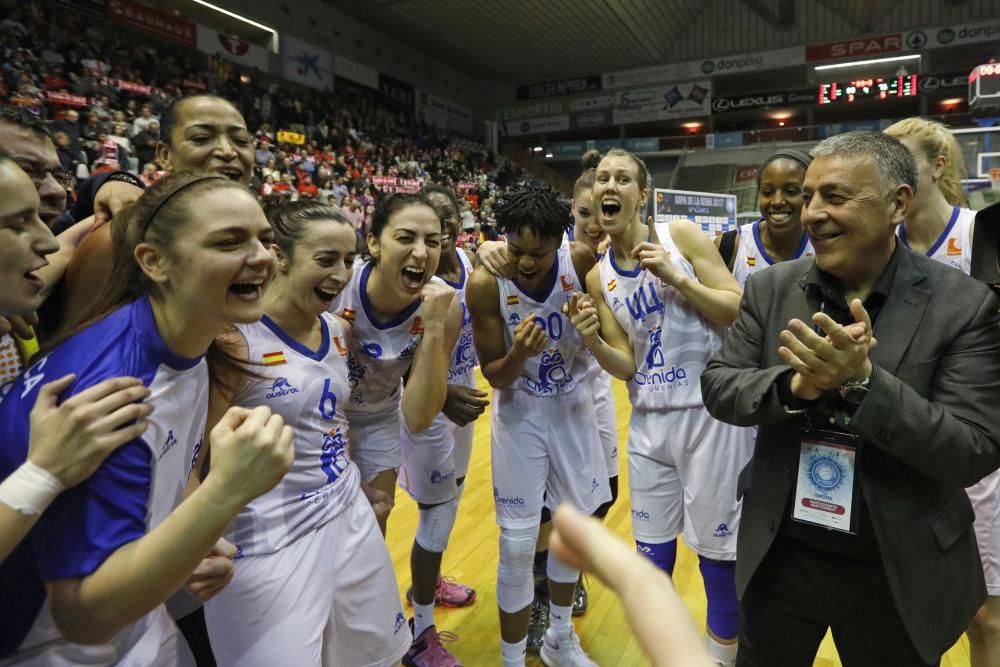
[539,627,598,667]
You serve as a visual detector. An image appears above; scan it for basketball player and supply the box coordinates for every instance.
[567,148,753,667]
[716,149,814,286]
[332,193,462,534]
[201,201,409,666]
[0,172,293,664]
[400,185,486,666]
[886,118,997,667]
[467,188,609,667]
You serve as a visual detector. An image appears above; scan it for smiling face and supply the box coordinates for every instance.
[275,220,357,314]
[801,154,905,283]
[571,186,606,253]
[148,188,275,328]
[0,161,59,317]
[592,155,646,237]
[366,202,442,298]
[507,226,562,291]
[156,97,254,185]
[758,158,807,235]
[425,191,460,254]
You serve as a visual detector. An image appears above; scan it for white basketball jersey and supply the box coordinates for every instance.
[496,245,588,397]
[331,260,432,417]
[599,222,722,410]
[898,205,974,274]
[227,313,359,557]
[732,219,814,287]
[444,250,477,388]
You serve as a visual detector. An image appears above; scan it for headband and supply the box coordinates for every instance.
[140,174,227,238]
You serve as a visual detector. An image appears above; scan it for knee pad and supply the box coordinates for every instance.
[497,525,539,613]
[636,539,677,576]
[593,475,620,520]
[699,556,739,640]
[415,498,459,553]
[546,549,579,585]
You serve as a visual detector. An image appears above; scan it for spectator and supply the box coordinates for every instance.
[53,109,81,153]
[107,122,137,173]
[130,103,157,136]
[296,174,318,199]
[52,130,80,177]
[131,119,158,170]
[333,175,348,206]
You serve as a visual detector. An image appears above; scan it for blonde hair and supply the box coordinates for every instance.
[884,117,967,206]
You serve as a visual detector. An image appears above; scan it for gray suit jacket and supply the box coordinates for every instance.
[702,246,1000,663]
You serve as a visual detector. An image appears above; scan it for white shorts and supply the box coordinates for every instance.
[204,489,410,667]
[491,385,611,529]
[3,606,193,667]
[591,370,619,479]
[347,411,401,483]
[399,410,474,505]
[628,406,753,561]
[968,468,1000,595]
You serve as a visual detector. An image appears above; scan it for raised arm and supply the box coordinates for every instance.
[402,283,460,433]
[566,265,637,381]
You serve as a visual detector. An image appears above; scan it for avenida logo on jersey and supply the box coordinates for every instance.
[431,469,455,484]
[633,365,689,390]
[494,486,525,506]
[267,377,300,399]
[449,329,477,381]
[526,349,574,395]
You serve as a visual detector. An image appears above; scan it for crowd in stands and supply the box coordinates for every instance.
[0,0,538,247]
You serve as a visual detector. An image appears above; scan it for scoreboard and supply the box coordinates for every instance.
[970,63,1000,111]
[818,75,918,104]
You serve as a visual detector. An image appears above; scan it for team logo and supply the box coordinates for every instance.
[947,237,962,256]
[560,275,575,292]
[320,427,348,484]
[431,469,455,484]
[410,316,424,335]
[645,327,665,369]
[806,453,846,498]
[507,312,521,326]
[362,342,383,358]
[449,330,477,381]
[713,523,734,538]
[536,349,571,392]
[394,612,406,634]
[266,377,300,399]
[159,429,178,460]
[493,486,526,506]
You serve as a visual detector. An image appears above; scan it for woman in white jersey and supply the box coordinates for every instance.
[399,184,486,667]
[467,187,609,667]
[567,148,753,667]
[202,201,410,666]
[332,193,462,534]
[0,156,159,563]
[0,171,294,665]
[886,117,995,667]
[716,149,814,287]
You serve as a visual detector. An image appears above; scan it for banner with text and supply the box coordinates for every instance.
[416,90,474,137]
[711,89,815,113]
[496,100,566,122]
[371,176,424,193]
[107,0,196,48]
[613,81,711,125]
[603,47,801,90]
[282,35,333,91]
[379,74,415,110]
[517,75,601,100]
[196,25,268,70]
[500,115,570,137]
[654,189,737,235]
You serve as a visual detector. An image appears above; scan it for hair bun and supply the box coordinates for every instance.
[580,149,602,170]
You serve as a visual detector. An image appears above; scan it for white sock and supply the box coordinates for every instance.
[412,601,435,637]
[501,637,527,666]
[706,635,738,667]
[549,601,573,637]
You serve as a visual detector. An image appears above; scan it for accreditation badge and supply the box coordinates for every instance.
[792,429,858,534]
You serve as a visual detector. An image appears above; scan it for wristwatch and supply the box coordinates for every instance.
[838,370,873,405]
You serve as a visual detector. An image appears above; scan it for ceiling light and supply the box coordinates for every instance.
[814,54,920,72]
[190,0,276,34]
[532,146,544,152]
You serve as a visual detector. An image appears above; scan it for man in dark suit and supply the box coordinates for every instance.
[701,130,1000,666]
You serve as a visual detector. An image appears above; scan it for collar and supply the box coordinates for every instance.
[803,241,902,303]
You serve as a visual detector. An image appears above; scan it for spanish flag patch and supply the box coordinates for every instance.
[507,295,520,305]
[747,257,756,267]
[607,279,617,291]
[262,351,286,366]
[341,308,356,322]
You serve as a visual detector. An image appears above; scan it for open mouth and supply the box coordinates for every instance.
[23,271,44,291]
[314,286,338,303]
[767,210,793,224]
[601,199,622,219]
[228,280,264,301]
[401,266,425,290]
[215,167,244,182]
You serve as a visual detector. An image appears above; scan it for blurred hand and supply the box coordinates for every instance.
[442,384,489,426]
[184,538,237,602]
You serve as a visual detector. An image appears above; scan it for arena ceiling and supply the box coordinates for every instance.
[322,0,998,82]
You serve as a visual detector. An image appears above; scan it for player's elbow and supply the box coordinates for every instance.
[52,609,121,645]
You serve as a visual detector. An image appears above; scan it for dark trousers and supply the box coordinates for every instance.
[737,536,937,667]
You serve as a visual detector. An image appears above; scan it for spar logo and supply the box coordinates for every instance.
[267,377,300,399]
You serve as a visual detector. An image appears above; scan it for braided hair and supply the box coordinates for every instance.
[493,187,571,241]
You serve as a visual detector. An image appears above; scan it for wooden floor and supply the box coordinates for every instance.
[385,370,971,666]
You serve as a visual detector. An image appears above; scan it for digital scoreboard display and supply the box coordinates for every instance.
[818,75,918,104]
[970,64,1000,100]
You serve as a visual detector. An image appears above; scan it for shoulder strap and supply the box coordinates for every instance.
[718,229,739,271]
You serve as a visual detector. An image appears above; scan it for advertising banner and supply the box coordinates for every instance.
[905,20,1000,50]
[711,89,815,113]
[196,25,268,70]
[569,95,615,112]
[806,33,902,62]
[45,91,89,107]
[416,91,474,137]
[496,101,566,122]
[654,189,738,235]
[282,35,334,91]
[571,110,611,129]
[500,115,570,136]
[612,81,711,125]
[107,0,196,48]
[379,74,415,110]
[517,75,602,100]
[603,47,803,90]
[371,176,423,193]
[334,56,378,90]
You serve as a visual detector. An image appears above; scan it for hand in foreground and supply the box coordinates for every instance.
[0,313,37,339]
[442,384,489,427]
[632,216,683,286]
[207,406,294,506]
[476,240,514,279]
[564,292,600,346]
[361,483,394,525]
[94,180,143,227]
[550,505,714,667]
[184,538,237,602]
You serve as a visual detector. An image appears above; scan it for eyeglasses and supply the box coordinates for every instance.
[15,162,76,191]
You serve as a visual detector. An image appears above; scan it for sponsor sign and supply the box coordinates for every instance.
[711,90,814,113]
[734,165,761,183]
[334,56,378,90]
[416,90,473,136]
[571,110,611,129]
[917,72,968,91]
[500,115,570,136]
[282,35,334,90]
[806,33,902,62]
[379,74,415,109]
[196,25,268,70]
[45,91,89,107]
[712,131,744,149]
[517,75,601,100]
[496,101,566,121]
[371,176,423,193]
[908,20,1000,49]
[549,141,589,158]
[654,188,738,235]
[569,95,615,111]
[612,81,711,125]
[604,47,803,89]
[107,0,196,48]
